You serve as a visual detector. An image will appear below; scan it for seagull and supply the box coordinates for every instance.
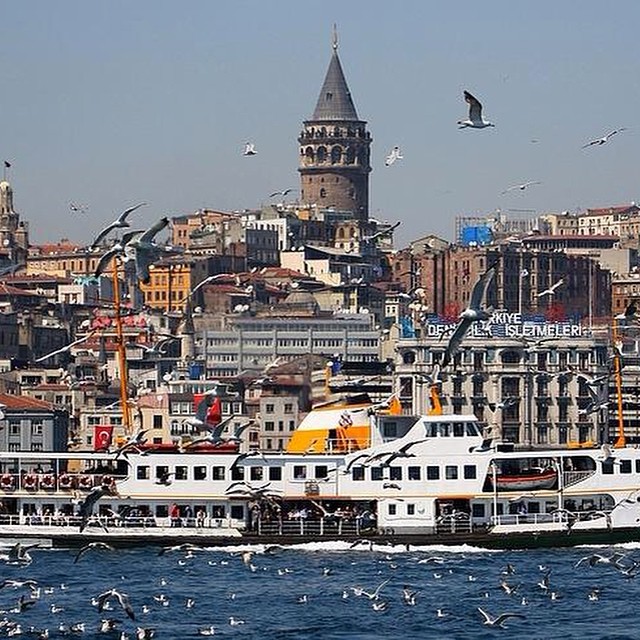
[96,588,135,620]
[229,617,245,626]
[582,128,627,148]
[500,580,520,596]
[269,188,293,198]
[127,336,178,357]
[536,278,564,298]
[69,202,88,213]
[198,627,216,636]
[458,91,495,129]
[441,266,495,368]
[487,397,518,413]
[477,607,525,628]
[402,586,419,606]
[179,275,222,304]
[78,484,119,533]
[575,552,626,569]
[92,230,144,278]
[243,142,257,156]
[501,181,541,195]
[89,202,147,249]
[155,471,174,486]
[362,221,401,244]
[35,332,95,363]
[384,146,403,166]
[352,578,390,601]
[616,299,638,321]
[73,542,115,563]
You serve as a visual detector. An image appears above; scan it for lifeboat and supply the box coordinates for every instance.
[488,467,557,491]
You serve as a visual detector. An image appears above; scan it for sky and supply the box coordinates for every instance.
[2,1,640,247]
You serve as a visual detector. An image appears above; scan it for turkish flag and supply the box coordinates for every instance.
[193,393,222,427]
[94,425,113,451]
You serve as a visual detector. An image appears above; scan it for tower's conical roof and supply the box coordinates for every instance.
[311,48,359,121]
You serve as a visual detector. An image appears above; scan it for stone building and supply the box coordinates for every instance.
[298,34,372,220]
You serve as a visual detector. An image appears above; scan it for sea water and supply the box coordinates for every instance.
[1,540,638,639]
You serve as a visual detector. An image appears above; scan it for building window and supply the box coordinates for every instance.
[265,404,274,414]
[31,421,43,436]
[194,466,207,480]
[30,443,43,452]
[153,415,163,429]
[265,421,275,432]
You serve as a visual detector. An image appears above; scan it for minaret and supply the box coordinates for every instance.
[298,28,372,221]
[178,299,195,363]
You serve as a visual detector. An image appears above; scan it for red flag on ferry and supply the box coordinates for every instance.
[205,396,222,427]
[193,393,222,427]
[93,425,113,451]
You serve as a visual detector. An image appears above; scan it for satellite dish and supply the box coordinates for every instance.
[162,372,172,382]
[2,239,9,247]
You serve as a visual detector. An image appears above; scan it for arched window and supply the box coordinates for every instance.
[403,351,416,365]
[331,146,342,164]
[305,147,314,163]
[320,188,327,198]
[345,147,356,164]
[317,146,327,163]
[337,228,345,239]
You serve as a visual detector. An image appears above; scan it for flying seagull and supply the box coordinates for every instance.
[362,221,401,243]
[243,142,257,156]
[501,181,541,195]
[536,278,564,298]
[78,483,119,533]
[96,588,135,620]
[89,202,147,249]
[441,266,495,368]
[458,91,495,129]
[477,607,525,628]
[35,332,95,363]
[73,542,115,564]
[582,128,627,148]
[92,230,144,278]
[269,188,293,198]
[616,299,638,321]
[384,146,403,166]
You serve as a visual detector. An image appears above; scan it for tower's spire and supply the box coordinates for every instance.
[332,23,338,51]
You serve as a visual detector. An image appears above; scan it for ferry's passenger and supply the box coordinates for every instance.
[196,509,206,528]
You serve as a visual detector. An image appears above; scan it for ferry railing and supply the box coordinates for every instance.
[257,517,362,537]
[435,514,472,535]
[490,511,570,527]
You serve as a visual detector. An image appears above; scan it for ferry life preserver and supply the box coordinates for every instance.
[58,474,73,490]
[339,411,353,428]
[101,475,114,488]
[78,475,94,490]
[40,474,55,490]
[23,474,37,490]
[0,474,14,491]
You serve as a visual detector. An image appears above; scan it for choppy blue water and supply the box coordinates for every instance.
[2,540,639,639]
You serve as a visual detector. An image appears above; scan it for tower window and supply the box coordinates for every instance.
[320,188,327,198]
[326,92,333,101]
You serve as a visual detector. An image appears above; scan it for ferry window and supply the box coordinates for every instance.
[156,466,169,480]
[636,459,640,474]
[352,467,365,481]
[389,467,402,481]
[438,423,451,437]
[383,422,397,438]
[194,466,207,480]
[464,465,476,480]
[453,423,464,437]
[175,466,188,480]
[621,460,632,474]
[370,467,383,481]
[527,502,540,514]
[408,466,421,481]
[211,466,225,481]
[211,505,226,518]
[230,505,244,520]
[136,466,149,480]
[602,461,614,475]
[407,504,415,516]
[426,466,440,480]
[445,465,458,480]
[388,504,397,515]
[269,467,282,481]
[315,465,328,479]
[466,423,479,437]
[426,423,438,437]
[231,466,244,481]
[155,505,168,518]
[250,467,264,481]
[293,465,307,480]
[472,503,485,518]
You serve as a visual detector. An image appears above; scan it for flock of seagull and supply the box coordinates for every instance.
[0,541,635,638]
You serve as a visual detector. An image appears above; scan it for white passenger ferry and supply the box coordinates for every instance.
[0,397,638,549]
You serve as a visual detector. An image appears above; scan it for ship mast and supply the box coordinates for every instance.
[112,256,132,434]
[612,317,625,448]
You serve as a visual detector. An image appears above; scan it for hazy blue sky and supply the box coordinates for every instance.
[2,1,640,246]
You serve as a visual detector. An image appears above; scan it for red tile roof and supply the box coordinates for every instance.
[0,393,54,411]
[586,205,639,216]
